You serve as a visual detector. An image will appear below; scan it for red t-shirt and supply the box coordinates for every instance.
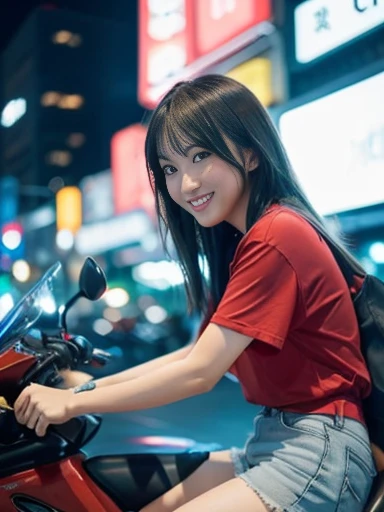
[210,206,371,423]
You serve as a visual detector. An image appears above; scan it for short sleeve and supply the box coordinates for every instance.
[211,240,300,349]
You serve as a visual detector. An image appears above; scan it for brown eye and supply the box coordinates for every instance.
[163,165,177,176]
[193,151,211,163]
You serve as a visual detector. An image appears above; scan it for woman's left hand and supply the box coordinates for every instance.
[14,383,75,437]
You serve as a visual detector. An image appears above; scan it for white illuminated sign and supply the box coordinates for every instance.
[279,71,384,216]
[75,210,154,255]
[1,98,27,128]
[295,0,384,64]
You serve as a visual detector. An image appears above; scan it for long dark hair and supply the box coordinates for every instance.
[145,74,365,315]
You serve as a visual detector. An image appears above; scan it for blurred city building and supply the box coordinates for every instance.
[0,5,143,214]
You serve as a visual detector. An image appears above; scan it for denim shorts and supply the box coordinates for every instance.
[231,407,376,512]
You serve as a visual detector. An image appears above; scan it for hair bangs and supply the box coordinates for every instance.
[155,119,190,162]
[156,115,205,162]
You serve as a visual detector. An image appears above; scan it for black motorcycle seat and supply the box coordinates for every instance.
[365,471,384,512]
[84,451,209,511]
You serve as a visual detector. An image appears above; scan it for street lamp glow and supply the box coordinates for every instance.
[103,307,122,322]
[56,229,74,251]
[0,293,14,320]
[144,305,168,324]
[369,242,384,264]
[1,98,27,127]
[2,230,22,250]
[93,318,113,335]
[104,288,129,308]
[12,260,31,283]
[39,296,56,314]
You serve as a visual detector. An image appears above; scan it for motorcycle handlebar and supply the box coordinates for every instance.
[17,333,112,390]
[68,335,94,365]
[90,348,112,367]
[66,336,112,367]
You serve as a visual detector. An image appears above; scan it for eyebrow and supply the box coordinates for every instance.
[158,144,200,161]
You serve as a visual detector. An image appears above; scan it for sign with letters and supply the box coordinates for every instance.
[294,0,384,64]
[138,0,272,109]
[278,71,384,216]
[138,0,195,109]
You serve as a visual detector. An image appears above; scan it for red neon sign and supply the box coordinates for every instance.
[111,124,155,217]
[138,0,195,110]
[195,0,271,56]
[138,0,272,110]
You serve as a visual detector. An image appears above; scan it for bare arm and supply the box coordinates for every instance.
[70,323,252,415]
[13,324,252,436]
[92,343,195,388]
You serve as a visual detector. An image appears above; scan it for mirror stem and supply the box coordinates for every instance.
[60,291,83,332]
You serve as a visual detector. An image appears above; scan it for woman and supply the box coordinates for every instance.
[15,75,376,511]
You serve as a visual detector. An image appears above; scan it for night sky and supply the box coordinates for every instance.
[1,1,38,52]
[0,0,138,54]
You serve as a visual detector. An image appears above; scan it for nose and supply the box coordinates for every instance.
[181,172,200,194]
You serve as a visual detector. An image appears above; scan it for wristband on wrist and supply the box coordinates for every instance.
[73,380,96,394]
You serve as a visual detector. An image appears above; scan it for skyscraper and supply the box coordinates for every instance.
[0,5,143,213]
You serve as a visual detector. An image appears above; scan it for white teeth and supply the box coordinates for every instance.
[191,193,213,207]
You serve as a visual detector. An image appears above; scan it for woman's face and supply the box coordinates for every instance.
[158,144,253,233]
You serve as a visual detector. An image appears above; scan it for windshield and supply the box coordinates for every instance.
[0,262,62,353]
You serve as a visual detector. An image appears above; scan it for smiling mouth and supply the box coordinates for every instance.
[189,193,214,207]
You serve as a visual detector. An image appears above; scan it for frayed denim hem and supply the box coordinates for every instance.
[230,447,249,476]
[230,448,284,511]
[238,473,285,512]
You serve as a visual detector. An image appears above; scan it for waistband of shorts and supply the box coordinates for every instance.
[276,399,366,425]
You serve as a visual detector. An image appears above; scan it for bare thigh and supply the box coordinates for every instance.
[139,450,235,512]
[173,478,269,512]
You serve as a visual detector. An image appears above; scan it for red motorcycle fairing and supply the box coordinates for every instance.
[0,450,210,511]
[0,455,121,512]
[0,347,36,387]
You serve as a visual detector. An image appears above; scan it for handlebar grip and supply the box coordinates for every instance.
[69,335,93,364]
[91,348,112,367]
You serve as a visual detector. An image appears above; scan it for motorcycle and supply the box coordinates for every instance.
[0,257,383,511]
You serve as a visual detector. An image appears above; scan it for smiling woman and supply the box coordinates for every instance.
[14,74,377,512]
[158,145,252,232]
